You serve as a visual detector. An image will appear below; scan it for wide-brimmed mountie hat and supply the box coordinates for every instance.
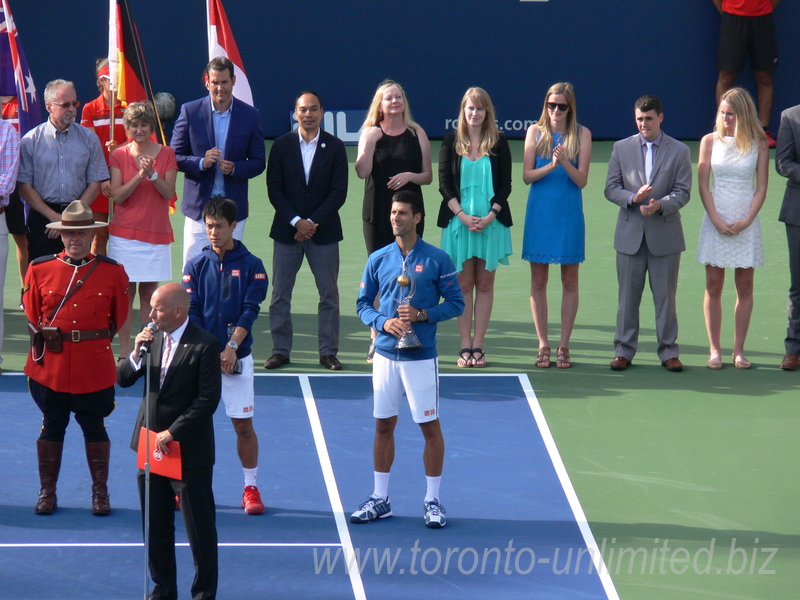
[45,201,108,230]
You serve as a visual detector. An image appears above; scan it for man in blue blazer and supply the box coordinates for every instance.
[170,57,265,265]
[264,91,348,370]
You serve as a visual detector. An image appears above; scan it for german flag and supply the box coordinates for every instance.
[108,0,163,141]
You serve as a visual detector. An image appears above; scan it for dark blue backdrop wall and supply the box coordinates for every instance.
[12,0,799,140]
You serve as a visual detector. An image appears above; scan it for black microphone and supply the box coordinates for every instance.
[137,322,158,358]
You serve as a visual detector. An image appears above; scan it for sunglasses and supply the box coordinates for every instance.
[546,102,569,112]
[49,101,81,109]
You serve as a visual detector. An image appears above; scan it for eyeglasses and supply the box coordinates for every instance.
[546,102,569,112]
[49,101,81,109]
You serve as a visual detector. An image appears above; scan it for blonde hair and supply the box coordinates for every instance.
[454,87,499,158]
[535,82,580,163]
[362,79,420,136]
[715,87,766,153]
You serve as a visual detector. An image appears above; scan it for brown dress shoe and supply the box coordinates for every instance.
[780,352,799,371]
[319,355,342,370]
[610,356,631,371]
[662,357,684,372]
[263,354,290,369]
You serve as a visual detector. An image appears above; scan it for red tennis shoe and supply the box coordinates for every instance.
[242,485,265,515]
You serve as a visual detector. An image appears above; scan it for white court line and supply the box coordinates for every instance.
[300,375,367,600]
[0,542,340,548]
[518,374,620,600]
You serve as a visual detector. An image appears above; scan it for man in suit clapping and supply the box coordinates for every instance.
[605,95,692,372]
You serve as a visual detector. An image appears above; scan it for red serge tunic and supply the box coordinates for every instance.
[24,252,129,393]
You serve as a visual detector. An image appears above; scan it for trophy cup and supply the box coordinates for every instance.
[393,258,423,350]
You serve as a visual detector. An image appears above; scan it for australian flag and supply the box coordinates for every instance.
[0,0,41,134]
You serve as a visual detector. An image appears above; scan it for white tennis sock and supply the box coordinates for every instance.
[244,467,258,488]
[373,471,390,500]
[425,476,441,502]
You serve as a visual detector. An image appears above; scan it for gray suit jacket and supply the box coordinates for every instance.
[777,104,800,227]
[605,132,692,256]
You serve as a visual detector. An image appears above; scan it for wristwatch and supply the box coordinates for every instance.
[416,309,428,322]
[227,340,239,350]
[147,170,159,181]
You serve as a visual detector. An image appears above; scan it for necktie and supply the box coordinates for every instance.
[159,334,172,388]
[645,141,653,182]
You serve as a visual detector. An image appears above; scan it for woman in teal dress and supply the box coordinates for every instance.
[438,87,512,367]
[522,82,592,369]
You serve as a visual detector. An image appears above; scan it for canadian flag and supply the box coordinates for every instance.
[207,0,253,106]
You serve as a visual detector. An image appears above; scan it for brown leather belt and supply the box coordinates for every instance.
[58,328,113,342]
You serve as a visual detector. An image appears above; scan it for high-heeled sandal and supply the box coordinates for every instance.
[536,346,551,368]
[556,346,571,369]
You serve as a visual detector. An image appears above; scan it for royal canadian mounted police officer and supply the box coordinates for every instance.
[23,200,129,515]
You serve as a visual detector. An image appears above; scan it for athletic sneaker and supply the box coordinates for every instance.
[242,485,265,515]
[350,496,392,523]
[423,499,446,528]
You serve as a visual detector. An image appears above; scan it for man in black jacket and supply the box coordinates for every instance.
[118,283,221,600]
[264,90,348,371]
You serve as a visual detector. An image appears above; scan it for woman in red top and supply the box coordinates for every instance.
[81,59,127,255]
[108,102,177,358]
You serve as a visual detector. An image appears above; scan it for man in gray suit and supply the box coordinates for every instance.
[605,95,692,371]
[776,103,800,371]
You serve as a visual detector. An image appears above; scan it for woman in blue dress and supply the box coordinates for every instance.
[438,87,512,367]
[522,82,592,368]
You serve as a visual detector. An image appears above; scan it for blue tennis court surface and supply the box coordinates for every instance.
[0,373,617,599]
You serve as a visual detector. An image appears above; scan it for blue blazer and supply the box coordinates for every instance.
[267,129,348,245]
[170,96,266,221]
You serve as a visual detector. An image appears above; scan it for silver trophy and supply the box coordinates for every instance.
[393,258,423,350]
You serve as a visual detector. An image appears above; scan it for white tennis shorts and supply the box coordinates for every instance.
[372,353,439,423]
[221,353,255,418]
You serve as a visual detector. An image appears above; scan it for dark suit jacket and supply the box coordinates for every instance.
[118,321,221,470]
[170,96,266,222]
[436,131,513,228]
[267,129,348,245]
[604,132,692,257]
[777,104,800,227]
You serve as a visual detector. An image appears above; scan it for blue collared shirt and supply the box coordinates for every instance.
[639,131,663,169]
[18,120,109,205]
[211,107,232,197]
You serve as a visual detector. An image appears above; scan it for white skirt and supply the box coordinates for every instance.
[108,234,172,282]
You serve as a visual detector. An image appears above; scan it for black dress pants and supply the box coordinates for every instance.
[137,467,217,600]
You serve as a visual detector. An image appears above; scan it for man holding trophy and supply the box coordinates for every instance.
[353,191,464,528]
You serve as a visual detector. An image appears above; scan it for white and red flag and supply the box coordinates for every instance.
[207,0,253,106]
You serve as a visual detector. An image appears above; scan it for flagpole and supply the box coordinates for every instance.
[108,89,116,219]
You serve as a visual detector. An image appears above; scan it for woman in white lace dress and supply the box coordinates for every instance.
[697,87,769,370]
